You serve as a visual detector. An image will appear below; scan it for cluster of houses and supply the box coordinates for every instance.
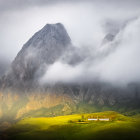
[87,115,110,121]
[88,118,110,121]
[72,115,111,123]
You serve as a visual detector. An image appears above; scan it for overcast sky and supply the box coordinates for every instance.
[1,0,140,85]
[1,0,140,60]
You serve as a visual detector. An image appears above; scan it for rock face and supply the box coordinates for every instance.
[2,23,71,90]
[0,83,140,122]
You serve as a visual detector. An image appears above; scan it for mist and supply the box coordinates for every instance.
[1,0,140,86]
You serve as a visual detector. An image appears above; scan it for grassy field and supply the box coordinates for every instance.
[4,111,140,140]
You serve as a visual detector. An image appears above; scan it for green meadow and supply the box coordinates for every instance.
[4,111,140,140]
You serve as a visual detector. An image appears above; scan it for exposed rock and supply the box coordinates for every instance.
[2,23,71,90]
[16,92,73,119]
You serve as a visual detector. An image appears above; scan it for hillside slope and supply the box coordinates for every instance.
[3,111,140,140]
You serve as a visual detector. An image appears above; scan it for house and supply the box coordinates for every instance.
[99,118,109,121]
[88,118,98,121]
[87,118,110,121]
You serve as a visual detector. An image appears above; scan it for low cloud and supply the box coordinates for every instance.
[40,17,140,86]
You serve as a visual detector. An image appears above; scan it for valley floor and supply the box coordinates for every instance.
[2,111,140,140]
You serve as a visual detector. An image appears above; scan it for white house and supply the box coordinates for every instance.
[88,118,98,121]
[88,118,110,121]
[99,118,109,121]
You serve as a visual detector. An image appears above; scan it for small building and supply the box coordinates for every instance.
[99,118,109,121]
[88,118,110,121]
[88,118,98,121]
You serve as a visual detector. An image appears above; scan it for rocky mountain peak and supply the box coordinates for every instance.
[2,23,72,90]
[23,23,71,49]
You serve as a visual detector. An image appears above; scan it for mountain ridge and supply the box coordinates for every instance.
[0,23,140,123]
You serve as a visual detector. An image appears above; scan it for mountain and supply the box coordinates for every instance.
[1,23,71,90]
[0,23,140,124]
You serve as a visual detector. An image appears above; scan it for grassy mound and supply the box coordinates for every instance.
[4,111,140,140]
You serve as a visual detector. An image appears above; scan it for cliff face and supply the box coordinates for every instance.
[1,23,71,90]
[0,83,140,123]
